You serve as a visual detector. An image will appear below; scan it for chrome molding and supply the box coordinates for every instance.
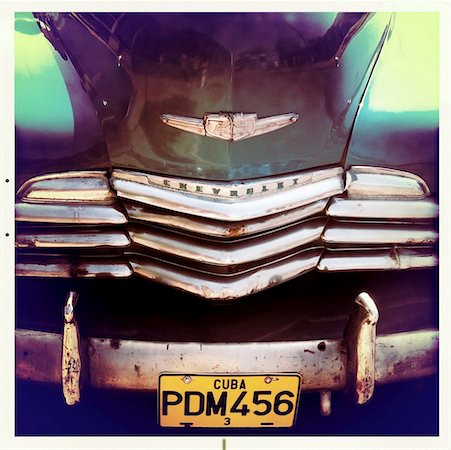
[128,218,326,268]
[15,202,128,225]
[322,223,438,245]
[161,112,299,142]
[17,171,115,204]
[129,249,322,300]
[16,328,438,392]
[318,248,437,272]
[16,229,131,249]
[111,167,344,221]
[113,166,342,201]
[124,199,328,238]
[345,166,430,199]
[327,197,439,219]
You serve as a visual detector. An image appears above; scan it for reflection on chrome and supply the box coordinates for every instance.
[15,165,439,299]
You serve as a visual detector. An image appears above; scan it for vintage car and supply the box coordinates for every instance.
[15,11,438,431]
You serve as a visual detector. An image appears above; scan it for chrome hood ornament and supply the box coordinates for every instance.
[160,112,299,142]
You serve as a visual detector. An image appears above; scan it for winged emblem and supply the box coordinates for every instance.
[160,112,299,142]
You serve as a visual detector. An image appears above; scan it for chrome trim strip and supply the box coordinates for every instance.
[16,256,133,278]
[113,167,342,201]
[327,197,439,219]
[129,249,322,300]
[15,328,438,391]
[112,167,344,222]
[15,202,128,225]
[17,171,115,204]
[128,218,326,267]
[318,248,437,272]
[346,166,430,199]
[322,223,438,245]
[124,199,328,238]
[16,229,131,249]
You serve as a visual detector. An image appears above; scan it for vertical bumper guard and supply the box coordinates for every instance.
[62,291,81,406]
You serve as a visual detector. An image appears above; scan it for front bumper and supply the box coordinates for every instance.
[16,270,439,416]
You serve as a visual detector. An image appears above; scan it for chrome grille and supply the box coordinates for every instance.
[15,166,438,300]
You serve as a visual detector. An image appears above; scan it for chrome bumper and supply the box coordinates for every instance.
[15,291,438,415]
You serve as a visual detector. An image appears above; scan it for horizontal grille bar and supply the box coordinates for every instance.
[16,229,131,249]
[322,222,438,245]
[16,255,133,278]
[318,247,437,272]
[129,218,326,267]
[15,202,128,225]
[129,249,322,300]
[327,197,438,219]
[17,171,115,204]
[124,199,328,238]
[345,166,430,199]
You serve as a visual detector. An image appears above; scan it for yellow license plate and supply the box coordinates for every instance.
[158,373,301,428]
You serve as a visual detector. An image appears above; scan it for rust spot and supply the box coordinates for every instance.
[76,266,89,276]
[268,275,282,287]
[304,349,315,354]
[110,339,121,349]
[134,364,141,377]
[317,342,326,352]
[225,224,246,237]
[333,375,341,383]
[19,237,38,248]
[87,343,96,357]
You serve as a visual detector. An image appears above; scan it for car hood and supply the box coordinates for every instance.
[42,12,392,181]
